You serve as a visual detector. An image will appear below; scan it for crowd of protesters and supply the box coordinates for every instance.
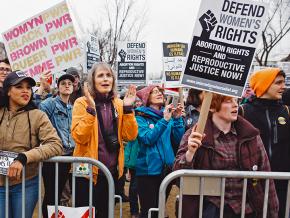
[1,56,290,218]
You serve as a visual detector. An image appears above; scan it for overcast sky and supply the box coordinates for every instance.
[0,0,289,79]
[0,0,201,80]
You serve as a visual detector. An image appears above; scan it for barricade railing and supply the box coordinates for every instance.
[3,156,117,218]
[151,169,290,218]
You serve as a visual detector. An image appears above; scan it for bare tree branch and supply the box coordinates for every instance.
[256,0,290,66]
[89,0,147,67]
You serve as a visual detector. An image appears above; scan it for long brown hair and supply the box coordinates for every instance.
[87,62,117,99]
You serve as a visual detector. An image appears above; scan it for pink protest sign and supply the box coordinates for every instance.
[2,1,82,78]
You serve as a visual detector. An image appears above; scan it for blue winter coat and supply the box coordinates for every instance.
[135,106,185,176]
[39,96,75,155]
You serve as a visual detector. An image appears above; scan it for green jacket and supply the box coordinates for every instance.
[125,139,140,169]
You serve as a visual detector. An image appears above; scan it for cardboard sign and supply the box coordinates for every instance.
[86,35,100,71]
[163,42,188,88]
[117,41,146,85]
[0,150,18,176]
[47,206,95,218]
[2,1,83,80]
[181,0,269,97]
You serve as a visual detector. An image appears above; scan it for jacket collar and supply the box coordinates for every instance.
[202,115,259,147]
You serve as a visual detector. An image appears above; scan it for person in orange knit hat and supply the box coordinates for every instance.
[239,67,290,217]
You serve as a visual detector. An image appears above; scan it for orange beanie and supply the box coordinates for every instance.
[249,68,282,97]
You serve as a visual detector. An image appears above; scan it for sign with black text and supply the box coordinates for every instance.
[0,151,18,176]
[181,0,269,97]
[117,41,146,85]
[86,35,100,71]
[163,42,188,88]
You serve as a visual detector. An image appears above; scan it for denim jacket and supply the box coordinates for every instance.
[39,96,75,155]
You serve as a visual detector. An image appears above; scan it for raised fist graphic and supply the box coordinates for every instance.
[199,10,217,39]
[118,49,127,62]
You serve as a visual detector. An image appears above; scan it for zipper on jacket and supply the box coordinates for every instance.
[104,103,106,111]
[273,120,278,144]
[265,109,272,157]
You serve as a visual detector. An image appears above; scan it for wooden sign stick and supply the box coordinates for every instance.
[196,91,213,134]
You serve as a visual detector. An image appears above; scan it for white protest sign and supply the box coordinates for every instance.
[47,206,95,218]
[163,42,188,88]
[0,151,18,176]
[86,35,100,71]
[278,62,290,88]
[2,1,83,81]
[117,41,146,85]
[181,0,269,97]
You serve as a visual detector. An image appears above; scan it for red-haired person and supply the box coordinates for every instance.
[174,93,278,218]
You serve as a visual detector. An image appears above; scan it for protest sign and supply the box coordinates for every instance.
[47,206,95,218]
[0,150,18,176]
[163,42,188,88]
[148,79,163,86]
[86,35,100,71]
[181,0,269,97]
[2,1,83,81]
[117,41,146,85]
[277,62,290,88]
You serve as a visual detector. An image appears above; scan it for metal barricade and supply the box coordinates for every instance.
[3,156,117,218]
[151,169,290,218]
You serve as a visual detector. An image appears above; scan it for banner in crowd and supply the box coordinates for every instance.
[163,42,188,88]
[117,41,146,85]
[278,62,290,88]
[86,34,100,71]
[47,206,95,218]
[181,0,269,97]
[2,1,83,80]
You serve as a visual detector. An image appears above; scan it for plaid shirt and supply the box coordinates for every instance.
[174,116,279,218]
[206,124,253,214]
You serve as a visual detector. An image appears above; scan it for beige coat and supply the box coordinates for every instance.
[0,107,63,186]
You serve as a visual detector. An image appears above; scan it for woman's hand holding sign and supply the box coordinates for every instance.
[7,160,23,180]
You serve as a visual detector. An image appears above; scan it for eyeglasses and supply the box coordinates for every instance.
[0,67,11,72]
[150,89,163,95]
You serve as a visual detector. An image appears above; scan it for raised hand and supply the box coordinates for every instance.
[163,104,174,121]
[123,85,137,106]
[84,82,95,108]
[172,103,184,118]
[37,70,52,95]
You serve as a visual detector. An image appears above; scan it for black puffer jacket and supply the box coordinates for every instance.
[239,98,290,172]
